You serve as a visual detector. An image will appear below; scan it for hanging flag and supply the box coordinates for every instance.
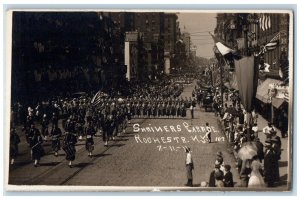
[259,14,263,30]
[209,32,234,56]
[234,56,256,112]
[265,42,278,51]
[91,91,102,107]
[270,31,281,42]
[261,14,265,31]
[268,15,271,30]
[264,14,268,31]
[258,31,281,55]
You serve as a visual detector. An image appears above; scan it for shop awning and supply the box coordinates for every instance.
[256,78,282,103]
[272,98,286,109]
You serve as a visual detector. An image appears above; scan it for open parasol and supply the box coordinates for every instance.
[237,142,258,160]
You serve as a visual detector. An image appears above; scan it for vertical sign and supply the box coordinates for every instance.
[164,52,170,75]
[125,41,130,81]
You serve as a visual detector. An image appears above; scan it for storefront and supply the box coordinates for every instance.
[255,78,289,128]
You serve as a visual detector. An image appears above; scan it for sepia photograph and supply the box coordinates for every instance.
[5,9,293,192]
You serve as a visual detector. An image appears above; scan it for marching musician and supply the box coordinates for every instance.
[85,121,96,157]
[63,131,78,167]
[50,124,62,156]
[41,114,49,140]
[51,112,58,129]
[29,124,44,167]
[10,128,20,165]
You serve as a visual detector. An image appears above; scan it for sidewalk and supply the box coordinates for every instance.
[219,99,290,189]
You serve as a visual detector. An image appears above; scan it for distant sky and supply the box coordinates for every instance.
[177,12,216,59]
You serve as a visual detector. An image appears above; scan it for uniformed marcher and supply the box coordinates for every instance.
[63,131,78,167]
[51,112,58,129]
[29,125,44,167]
[50,124,62,156]
[85,121,96,157]
[41,114,49,140]
[10,128,20,165]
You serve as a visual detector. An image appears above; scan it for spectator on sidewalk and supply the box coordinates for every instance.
[270,130,282,161]
[263,122,276,139]
[248,155,265,188]
[209,164,224,187]
[264,139,279,187]
[239,159,251,187]
[252,123,259,139]
[255,138,264,162]
[223,164,234,187]
[278,110,288,138]
[215,171,225,187]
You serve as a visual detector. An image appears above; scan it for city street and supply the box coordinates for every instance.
[8,80,290,191]
[8,81,240,188]
[6,11,292,192]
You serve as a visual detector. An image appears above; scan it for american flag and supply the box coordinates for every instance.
[258,31,281,55]
[91,91,107,107]
[270,31,281,42]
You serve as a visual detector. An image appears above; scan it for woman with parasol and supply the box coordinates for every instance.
[248,155,265,188]
[237,141,258,187]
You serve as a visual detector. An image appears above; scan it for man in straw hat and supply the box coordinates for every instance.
[184,147,194,187]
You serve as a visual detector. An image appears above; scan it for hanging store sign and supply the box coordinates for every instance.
[125,32,139,42]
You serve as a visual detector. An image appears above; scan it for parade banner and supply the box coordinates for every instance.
[234,56,255,112]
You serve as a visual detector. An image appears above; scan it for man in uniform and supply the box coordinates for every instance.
[29,124,44,167]
[50,124,62,156]
[85,121,96,157]
[10,128,20,165]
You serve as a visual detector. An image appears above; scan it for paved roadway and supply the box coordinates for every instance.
[10,80,287,190]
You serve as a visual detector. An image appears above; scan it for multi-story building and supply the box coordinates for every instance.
[163,13,177,55]
[182,32,191,57]
[133,12,165,79]
[213,12,290,126]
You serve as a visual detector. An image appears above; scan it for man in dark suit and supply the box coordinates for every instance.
[255,138,264,162]
[223,164,234,187]
[264,139,279,187]
[209,164,224,187]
